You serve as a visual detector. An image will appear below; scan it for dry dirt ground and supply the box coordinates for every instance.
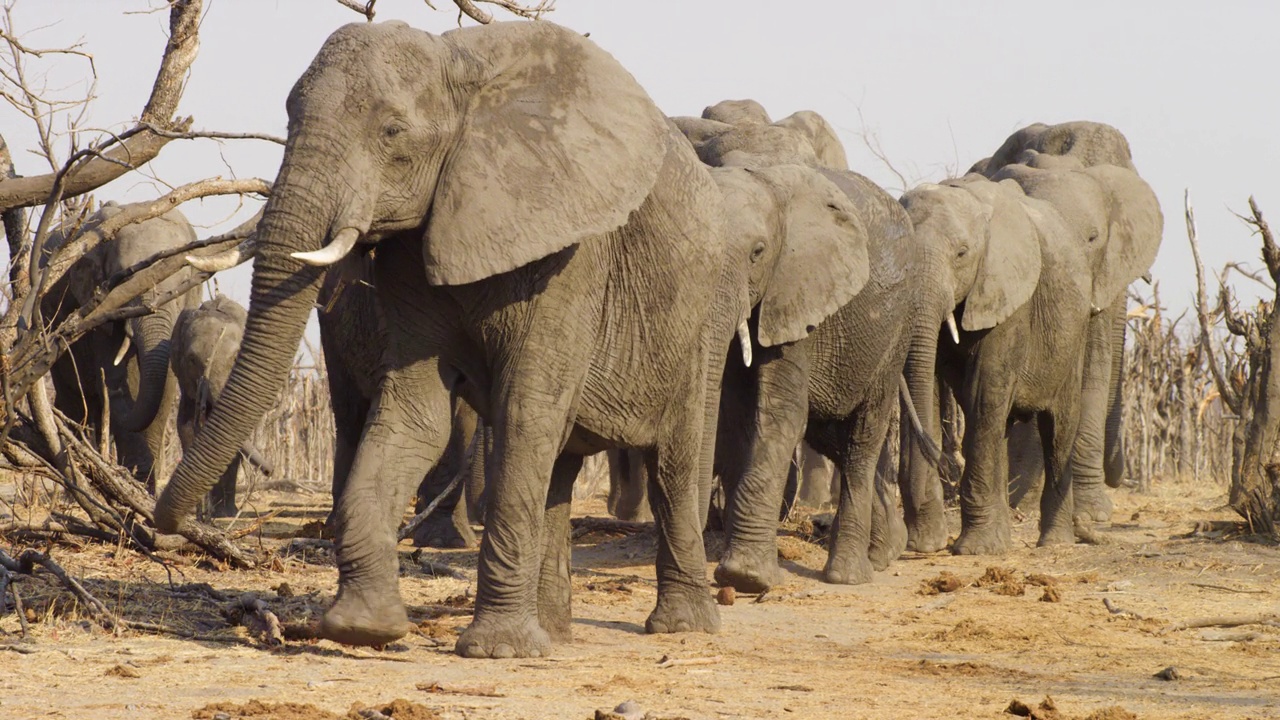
[2,478,1278,720]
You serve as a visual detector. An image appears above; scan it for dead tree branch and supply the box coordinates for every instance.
[1186,189,1242,415]
[333,0,554,24]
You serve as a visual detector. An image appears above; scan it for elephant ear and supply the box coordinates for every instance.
[960,180,1043,331]
[426,23,669,285]
[1086,164,1163,307]
[754,165,870,347]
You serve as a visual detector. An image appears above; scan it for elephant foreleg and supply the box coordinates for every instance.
[714,345,809,593]
[319,362,452,647]
[606,448,653,522]
[952,386,1014,556]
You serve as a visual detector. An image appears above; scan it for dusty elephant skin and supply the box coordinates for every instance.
[899,152,1161,555]
[973,122,1146,526]
[42,203,202,489]
[151,20,793,659]
[317,255,478,548]
[669,103,932,591]
[170,295,274,517]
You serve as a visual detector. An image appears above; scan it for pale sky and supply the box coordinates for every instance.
[5,1,1279,348]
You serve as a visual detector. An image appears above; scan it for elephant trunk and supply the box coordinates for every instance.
[119,308,179,433]
[155,143,339,532]
[1103,298,1127,487]
[899,265,952,552]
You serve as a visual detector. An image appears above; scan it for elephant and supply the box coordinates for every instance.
[672,101,939,590]
[898,153,1161,555]
[42,202,201,488]
[156,21,868,658]
[169,295,274,517]
[971,121,1145,524]
[316,253,479,548]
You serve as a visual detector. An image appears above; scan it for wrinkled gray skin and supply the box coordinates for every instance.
[42,203,201,488]
[673,102,933,590]
[317,254,478,548]
[977,122,1139,524]
[899,155,1161,555]
[155,21,865,659]
[170,295,274,517]
[793,442,840,508]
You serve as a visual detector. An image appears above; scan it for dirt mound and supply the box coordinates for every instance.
[919,571,966,594]
[977,566,1025,596]
[192,699,440,720]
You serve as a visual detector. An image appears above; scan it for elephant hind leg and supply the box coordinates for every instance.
[868,432,907,572]
[645,435,719,635]
[538,453,584,642]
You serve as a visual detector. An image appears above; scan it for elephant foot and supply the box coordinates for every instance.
[1073,486,1114,523]
[905,515,949,554]
[868,513,908,572]
[823,552,873,585]
[645,585,720,635]
[713,543,781,593]
[1037,519,1077,547]
[456,615,551,659]
[951,519,1011,556]
[410,513,476,549]
[319,588,410,647]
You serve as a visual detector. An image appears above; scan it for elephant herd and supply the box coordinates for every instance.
[52,20,1161,660]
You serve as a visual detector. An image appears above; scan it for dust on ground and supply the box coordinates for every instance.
[2,478,1278,720]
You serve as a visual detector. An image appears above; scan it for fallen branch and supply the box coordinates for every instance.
[1159,613,1280,636]
[1189,582,1266,595]
[570,515,652,540]
[398,455,466,542]
[1102,597,1143,619]
[234,593,284,646]
[657,654,722,669]
[415,681,505,698]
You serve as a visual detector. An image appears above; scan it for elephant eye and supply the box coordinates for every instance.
[750,241,766,262]
[1088,231,1099,243]
[382,121,408,140]
[956,244,969,258]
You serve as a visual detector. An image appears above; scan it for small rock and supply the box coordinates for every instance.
[716,586,735,606]
[1155,666,1180,681]
[596,699,645,720]
[213,714,231,720]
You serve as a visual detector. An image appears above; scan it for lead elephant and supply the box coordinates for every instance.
[42,203,202,488]
[672,102,939,590]
[973,121,1145,525]
[169,295,274,517]
[157,21,867,658]
[899,154,1161,554]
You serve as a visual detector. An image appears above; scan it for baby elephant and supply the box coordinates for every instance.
[171,295,273,517]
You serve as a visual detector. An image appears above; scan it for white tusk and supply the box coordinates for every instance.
[290,227,360,267]
[737,318,753,368]
[1091,304,1104,315]
[112,335,131,366]
[945,312,960,344]
[186,240,256,273]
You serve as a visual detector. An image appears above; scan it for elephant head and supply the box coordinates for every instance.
[991,156,1162,313]
[701,98,772,126]
[672,103,849,173]
[51,203,199,436]
[772,111,849,171]
[971,120,1137,176]
[155,20,673,531]
[900,178,1043,333]
[712,164,870,348]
